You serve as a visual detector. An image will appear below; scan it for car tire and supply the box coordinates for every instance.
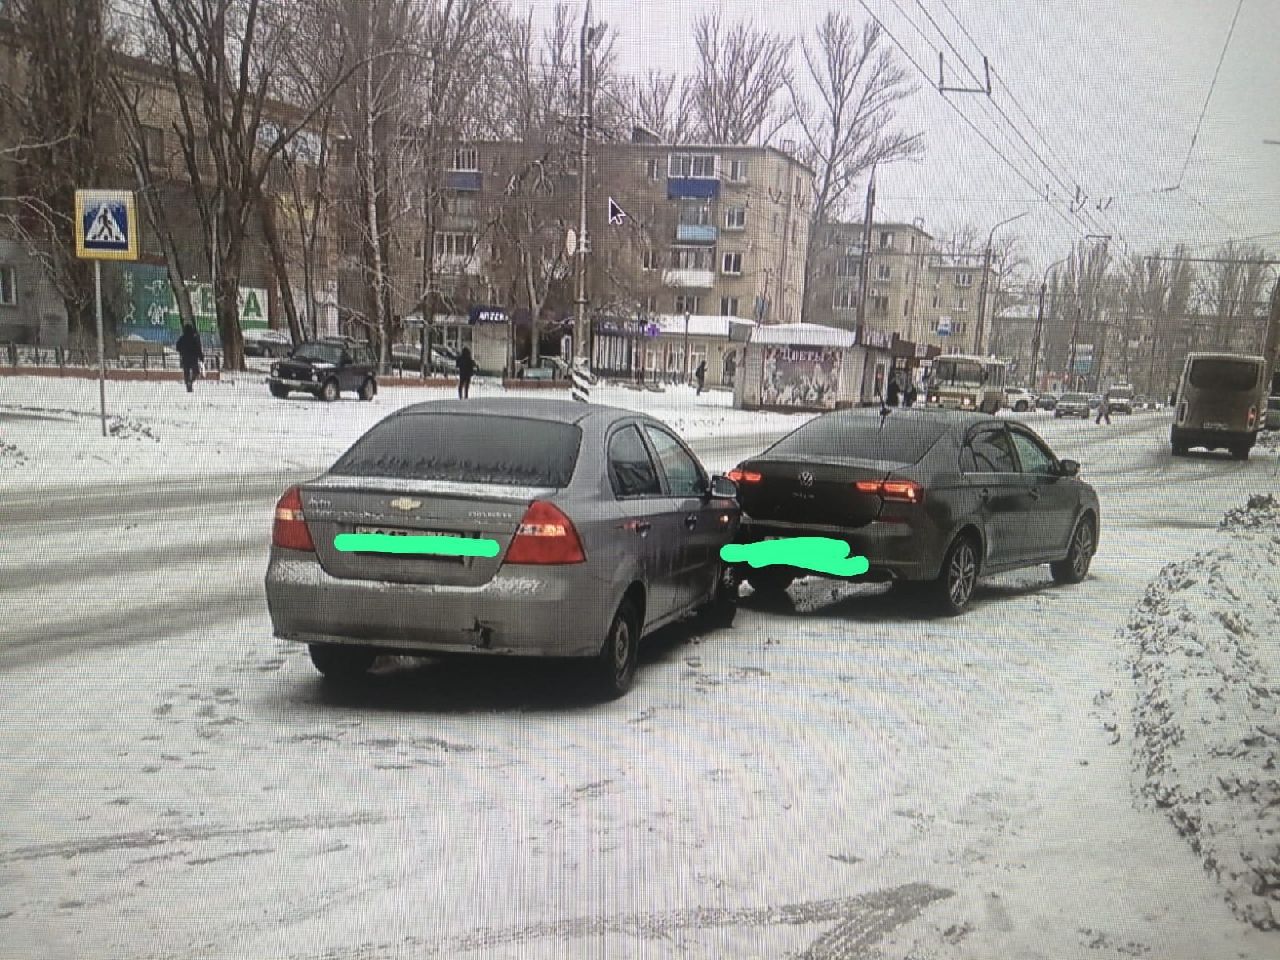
[269,384,289,399]
[320,378,339,402]
[308,643,376,680]
[696,562,739,630]
[592,598,640,699]
[1051,514,1096,585]
[1015,400,1028,412]
[358,378,376,401]
[929,534,979,616]
[745,568,795,598]
[1171,443,1188,456]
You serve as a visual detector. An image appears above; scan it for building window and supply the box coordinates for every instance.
[721,251,743,275]
[679,202,712,225]
[833,287,857,310]
[910,236,917,252]
[727,158,748,182]
[0,265,16,306]
[931,294,939,309]
[835,256,859,278]
[671,247,713,270]
[956,272,973,288]
[646,157,661,180]
[435,232,477,257]
[879,231,894,249]
[447,194,478,218]
[141,124,164,164]
[724,207,746,230]
[876,263,892,281]
[668,153,718,178]
[450,147,478,171]
[412,239,425,259]
[903,298,911,316]
[772,213,779,232]
[674,294,701,314]
[641,249,659,271]
[870,293,889,314]
[720,296,739,316]
[642,295,657,314]
[954,297,968,311]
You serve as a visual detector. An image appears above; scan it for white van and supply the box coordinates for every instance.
[1170,352,1267,459]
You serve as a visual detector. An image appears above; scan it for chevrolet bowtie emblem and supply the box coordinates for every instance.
[389,498,422,511]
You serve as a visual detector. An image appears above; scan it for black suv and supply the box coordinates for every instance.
[269,338,378,401]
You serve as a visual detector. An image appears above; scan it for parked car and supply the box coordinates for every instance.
[243,328,293,358]
[517,356,570,380]
[390,345,457,375]
[1003,387,1036,412]
[1036,393,1059,411]
[1105,383,1135,414]
[269,339,378,401]
[727,408,1099,614]
[1089,394,1103,410]
[265,399,742,698]
[1054,393,1092,418]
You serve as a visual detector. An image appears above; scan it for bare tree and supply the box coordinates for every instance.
[617,70,695,144]
[1195,241,1275,352]
[1,0,113,347]
[688,13,792,145]
[139,0,358,370]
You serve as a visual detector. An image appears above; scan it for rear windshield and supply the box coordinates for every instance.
[1188,358,1260,392]
[767,411,948,465]
[330,413,582,487]
[1061,393,1089,402]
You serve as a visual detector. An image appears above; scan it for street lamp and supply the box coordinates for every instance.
[974,211,1028,354]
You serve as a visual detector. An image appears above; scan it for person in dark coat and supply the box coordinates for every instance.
[885,376,901,407]
[175,323,203,392]
[1095,395,1111,425]
[456,346,476,399]
[903,381,919,408]
[694,359,707,395]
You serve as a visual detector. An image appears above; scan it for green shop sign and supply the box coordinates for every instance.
[121,264,269,334]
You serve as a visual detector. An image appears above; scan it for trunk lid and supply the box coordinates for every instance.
[738,456,901,527]
[299,476,551,587]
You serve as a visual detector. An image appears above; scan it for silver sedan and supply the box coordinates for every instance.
[265,398,741,698]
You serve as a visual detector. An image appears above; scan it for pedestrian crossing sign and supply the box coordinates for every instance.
[75,189,139,261]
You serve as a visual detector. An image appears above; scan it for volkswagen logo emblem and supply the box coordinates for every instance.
[389,498,422,512]
[798,471,815,488]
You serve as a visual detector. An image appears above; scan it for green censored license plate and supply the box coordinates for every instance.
[337,529,500,558]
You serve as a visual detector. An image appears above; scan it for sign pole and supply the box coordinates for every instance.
[95,259,106,436]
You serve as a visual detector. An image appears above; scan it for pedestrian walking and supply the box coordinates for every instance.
[885,376,901,408]
[903,382,918,408]
[175,323,203,393]
[1095,395,1111,425]
[694,358,707,395]
[456,346,476,399]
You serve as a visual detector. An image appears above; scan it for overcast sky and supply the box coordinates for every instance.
[530,0,1280,272]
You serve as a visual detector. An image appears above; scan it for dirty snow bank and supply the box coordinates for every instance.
[1130,494,1280,929]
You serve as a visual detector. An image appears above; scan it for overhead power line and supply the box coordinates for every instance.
[1173,0,1245,188]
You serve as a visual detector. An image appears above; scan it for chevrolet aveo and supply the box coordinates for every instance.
[265,399,741,698]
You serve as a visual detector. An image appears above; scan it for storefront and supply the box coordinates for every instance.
[734,322,876,412]
[591,314,755,386]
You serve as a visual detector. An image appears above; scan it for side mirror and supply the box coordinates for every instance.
[708,474,738,500]
[1058,459,1080,477]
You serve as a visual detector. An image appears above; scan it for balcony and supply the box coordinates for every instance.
[434,254,484,277]
[662,268,715,289]
[444,170,482,192]
[676,223,718,244]
[667,178,720,200]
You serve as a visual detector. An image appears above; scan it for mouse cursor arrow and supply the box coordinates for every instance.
[607,197,628,226]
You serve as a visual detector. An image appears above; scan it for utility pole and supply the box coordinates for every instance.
[573,1,598,369]
[1031,256,1069,390]
[855,164,876,346]
[974,211,1027,355]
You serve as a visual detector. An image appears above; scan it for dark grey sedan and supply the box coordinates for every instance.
[728,409,1100,614]
[266,399,741,698]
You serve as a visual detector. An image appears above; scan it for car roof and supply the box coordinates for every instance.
[393,397,654,427]
[813,407,997,433]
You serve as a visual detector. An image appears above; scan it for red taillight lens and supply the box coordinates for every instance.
[1247,407,1257,429]
[854,479,923,504]
[727,469,762,483]
[272,486,315,552]
[504,500,586,565]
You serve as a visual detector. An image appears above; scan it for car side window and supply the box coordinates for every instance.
[607,426,662,498]
[1009,430,1057,476]
[964,426,1017,473]
[642,425,707,497]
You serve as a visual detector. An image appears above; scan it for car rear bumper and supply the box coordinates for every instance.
[1171,426,1257,448]
[736,518,935,580]
[270,378,319,391]
[265,550,611,658]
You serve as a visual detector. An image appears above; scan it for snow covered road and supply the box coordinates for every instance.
[2,375,1279,958]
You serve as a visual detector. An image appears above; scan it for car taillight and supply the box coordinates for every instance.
[726,469,762,483]
[272,486,315,552]
[854,479,923,504]
[1247,406,1257,429]
[505,500,585,565]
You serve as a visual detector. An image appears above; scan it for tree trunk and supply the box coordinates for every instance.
[362,45,391,373]
[258,189,304,344]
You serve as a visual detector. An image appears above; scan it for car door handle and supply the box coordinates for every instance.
[685,514,699,530]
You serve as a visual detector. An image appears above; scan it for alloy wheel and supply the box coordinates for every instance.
[1072,522,1094,578]
[948,541,977,608]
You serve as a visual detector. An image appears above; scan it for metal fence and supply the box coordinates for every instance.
[1,343,225,372]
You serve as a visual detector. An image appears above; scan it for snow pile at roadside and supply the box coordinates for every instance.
[105,415,160,442]
[1130,495,1280,929]
[0,440,27,467]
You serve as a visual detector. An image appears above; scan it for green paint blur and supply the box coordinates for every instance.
[334,533,501,557]
[721,538,870,578]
